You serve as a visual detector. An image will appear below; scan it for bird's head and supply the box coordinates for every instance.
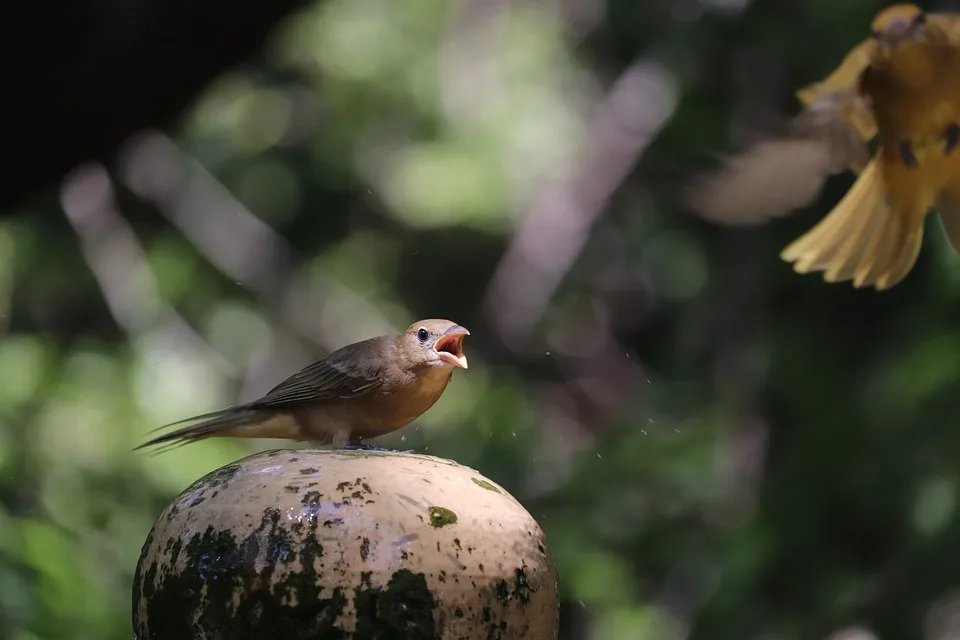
[870,4,927,53]
[402,319,470,370]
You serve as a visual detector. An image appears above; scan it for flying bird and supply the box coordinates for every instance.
[136,319,469,452]
[687,4,960,290]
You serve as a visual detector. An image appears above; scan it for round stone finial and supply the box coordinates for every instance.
[133,449,559,639]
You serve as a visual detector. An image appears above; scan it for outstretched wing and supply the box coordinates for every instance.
[684,136,854,226]
[684,38,878,226]
[927,13,960,47]
[684,115,871,226]
[796,38,879,142]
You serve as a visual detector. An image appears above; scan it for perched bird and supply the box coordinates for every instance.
[136,319,469,452]
[686,4,960,290]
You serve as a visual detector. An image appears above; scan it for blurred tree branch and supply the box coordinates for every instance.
[0,0,311,213]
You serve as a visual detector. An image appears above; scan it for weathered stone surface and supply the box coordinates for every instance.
[133,449,559,639]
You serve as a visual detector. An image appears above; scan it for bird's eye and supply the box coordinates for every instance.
[417,328,430,342]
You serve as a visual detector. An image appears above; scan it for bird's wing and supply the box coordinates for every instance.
[684,38,879,227]
[795,38,879,142]
[684,111,871,226]
[252,341,385,408]
[684,136,856,226]
[928,13,960,46]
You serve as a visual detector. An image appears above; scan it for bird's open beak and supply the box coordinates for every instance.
[433,325,470,369]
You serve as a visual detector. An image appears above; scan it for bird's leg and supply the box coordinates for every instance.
[330,428,351,449]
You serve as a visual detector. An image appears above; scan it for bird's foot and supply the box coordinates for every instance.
[342,443,418,454]
[343,443,390,452]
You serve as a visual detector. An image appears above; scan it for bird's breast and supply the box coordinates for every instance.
[867,41,960,147]
[356,368,454,433]
[864,40,960,191]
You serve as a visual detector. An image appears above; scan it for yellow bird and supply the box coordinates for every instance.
[687,4,960,290]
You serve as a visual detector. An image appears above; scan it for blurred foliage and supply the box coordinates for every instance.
[3,0,960,638]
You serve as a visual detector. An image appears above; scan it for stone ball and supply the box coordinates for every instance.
[133,448,559,639]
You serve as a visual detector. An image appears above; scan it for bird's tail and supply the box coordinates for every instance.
[134,406,304,453]
[779,156,925,290]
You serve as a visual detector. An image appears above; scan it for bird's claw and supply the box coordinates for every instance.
[342,443,419,454]
[343,443,390,452]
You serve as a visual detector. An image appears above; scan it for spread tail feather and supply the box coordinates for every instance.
[134,407,305,452]
[780,157,924,290]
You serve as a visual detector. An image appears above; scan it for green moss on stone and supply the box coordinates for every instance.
[471,478,501,494]
[427,506,457,528]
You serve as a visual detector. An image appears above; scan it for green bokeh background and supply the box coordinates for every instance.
[3,0,960,638]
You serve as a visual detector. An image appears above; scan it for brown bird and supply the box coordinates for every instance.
[136,319,469,452]
[687,4,960,290]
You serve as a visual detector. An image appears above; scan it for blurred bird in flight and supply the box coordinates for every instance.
[136,319,469,453]
[686,4,960,290]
